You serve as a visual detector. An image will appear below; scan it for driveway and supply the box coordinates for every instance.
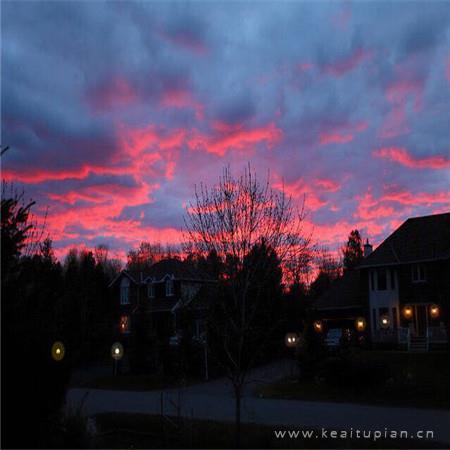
[67,360,450,444]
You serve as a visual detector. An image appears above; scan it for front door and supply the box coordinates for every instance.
[414,304,427,337]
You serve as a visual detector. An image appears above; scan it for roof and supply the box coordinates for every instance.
[359,212,450,268]
[109,258,211,287]
[314,270,365,311]
[144,258,209,281]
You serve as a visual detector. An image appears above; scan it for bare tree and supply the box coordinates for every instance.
[184,165,312,447]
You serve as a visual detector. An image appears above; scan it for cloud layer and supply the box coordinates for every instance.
[2,1,450,260]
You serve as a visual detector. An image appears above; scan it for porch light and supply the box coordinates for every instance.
[51,341,65,361]
[380,315,390,329]
[111,342,124,360]
[285,332,299,348]
[403,305,413,319]
[313,320,323,333]
[355,317,366,332]
[430,304,440,319]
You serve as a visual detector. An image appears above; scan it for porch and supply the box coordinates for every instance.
[373,325,448,351]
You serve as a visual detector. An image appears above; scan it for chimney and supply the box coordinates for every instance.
[364,238,373,257]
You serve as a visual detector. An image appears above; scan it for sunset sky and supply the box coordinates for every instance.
[2,1,450,262]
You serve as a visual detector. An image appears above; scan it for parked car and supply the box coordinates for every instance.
[325,328,342,348]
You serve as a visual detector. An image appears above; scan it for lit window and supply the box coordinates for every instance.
[377,269,387,291]
[119,315,130,334]
[148,282,155,299]
[120,278,130,305]
[412,264,426,283]
[165,278,174,297]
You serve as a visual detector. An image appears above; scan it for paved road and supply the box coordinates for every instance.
[67,360,450,444]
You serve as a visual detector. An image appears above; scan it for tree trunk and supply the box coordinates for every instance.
[234,385,242,448]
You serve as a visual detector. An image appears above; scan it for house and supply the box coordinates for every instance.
[109,258,214,372]
[314,212,449,351]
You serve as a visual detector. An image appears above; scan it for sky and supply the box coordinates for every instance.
[2,1,450,262]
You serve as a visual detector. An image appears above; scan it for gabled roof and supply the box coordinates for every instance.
[359,212,450,268]
[108,269,139,288]
[314,270,365,311]
[143,258,209,282]
[109,258,213,288]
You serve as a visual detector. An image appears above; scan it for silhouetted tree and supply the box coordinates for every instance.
[309,248,342,300]
[1,183,71,448]
[184,165,312,447]
[342,229,363,272]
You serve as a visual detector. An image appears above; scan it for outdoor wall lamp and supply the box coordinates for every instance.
[403,305,413,319]
[379,314,390,329]
[313,320,323,333]
[430,304,440,319]
[285,332,299,348]
[355,317,366,332]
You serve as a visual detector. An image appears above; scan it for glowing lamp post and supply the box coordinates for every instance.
[51,341,65,361]
[355,317,366,332]
[285,332,299,348]
[313,320,323,333]
[430,304,440,319]
[403,305,413,320]
[111,342,124,375]
[380,314,390,329]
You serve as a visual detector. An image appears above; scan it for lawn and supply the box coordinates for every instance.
[257,350,450,409]
[92,412,446,449]
[77,373,198,391]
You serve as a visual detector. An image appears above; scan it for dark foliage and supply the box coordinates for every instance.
[342,229,363,272]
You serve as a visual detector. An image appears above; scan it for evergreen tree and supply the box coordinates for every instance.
[342,229,363,271]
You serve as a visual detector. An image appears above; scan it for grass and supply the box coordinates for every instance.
[257,350,450,409]
[77,373,198,391]
[92,412,446,449]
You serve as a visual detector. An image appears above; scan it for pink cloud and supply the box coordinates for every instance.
[374,147,450,170]
[379,58,425,139]
[159,88,204,119]
[322,48,372,77]
[87,77,137,112]
[315,178,341,192]
[188,121,283,156]
[319,121,368,146]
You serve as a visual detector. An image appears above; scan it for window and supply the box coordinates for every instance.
[412,264,426,283]
[165,278,174,297]
[119,315,130,334]
[377,268,387,291]
[147,282,155,299]
[390,270,396,290]
[120,278,130,305]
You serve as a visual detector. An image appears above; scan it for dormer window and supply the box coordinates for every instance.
[120,277,130,305]
[165,277,174,297]
[148,281,155,299]
[412,264,426,283]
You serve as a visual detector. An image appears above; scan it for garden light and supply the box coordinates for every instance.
[285,332,299,348]
[380,314,390,329]
[51,341,65,361]
[111,342,124,360]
